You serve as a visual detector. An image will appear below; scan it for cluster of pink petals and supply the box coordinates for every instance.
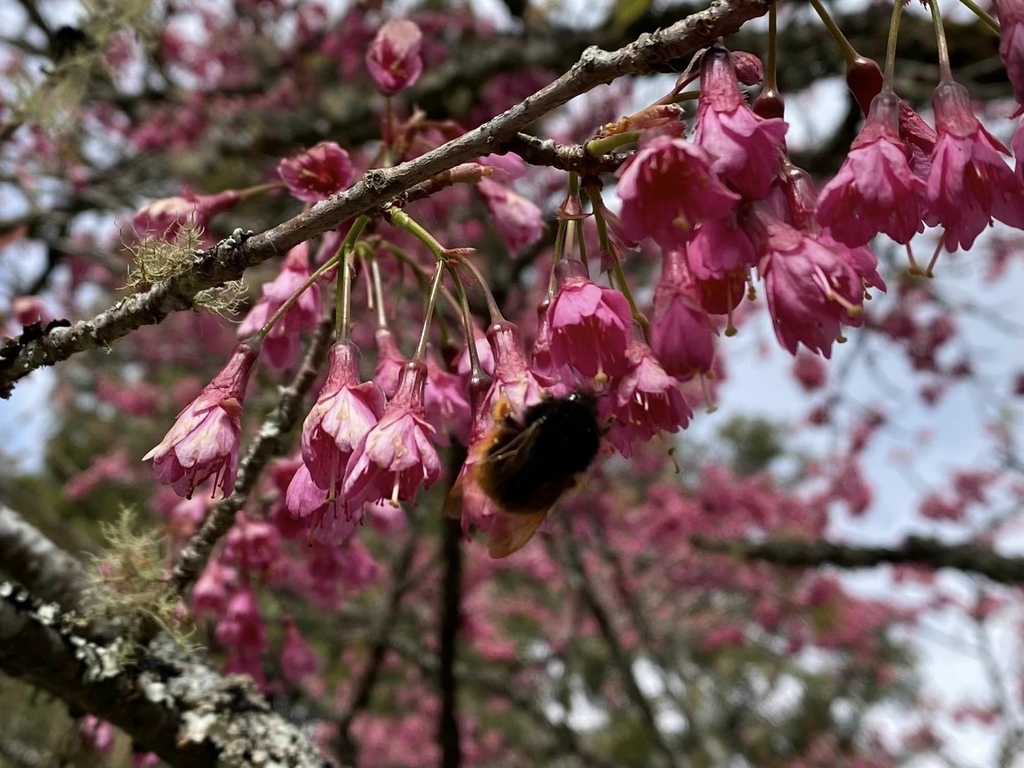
[215,586,267,653]
[686,214,758,280]
[236,242,322,370]
[693,47,788,199]
[751,209,867,358]
[993,0,1024,110]
[476,177,543,255]
[605,341,692,456]
[366,19,424,96]
[278,141,354,203]
[343,360,440,506]
[301,341,387,499]
[818,92,925,247]
[925,82,1024,252]
[223,512,280,572]
[280,618,319,683]
[617,135,740,251]
[547,259,633,378]
[651,248,717,379]
[144,341,259,499]
[133,188,240,240]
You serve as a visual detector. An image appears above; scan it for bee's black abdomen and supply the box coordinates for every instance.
[482,392,601,514]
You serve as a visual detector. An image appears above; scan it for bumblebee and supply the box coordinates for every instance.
[447,392,601,558]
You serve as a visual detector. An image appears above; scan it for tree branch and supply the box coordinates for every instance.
[438,517,463,768]
[0,0,771,398]
[0,582,336,768]
[690,535,1024,585]
[0,504,91,613]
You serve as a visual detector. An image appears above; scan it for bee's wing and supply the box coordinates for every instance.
[487,509,547,559]
[442,474,466,519]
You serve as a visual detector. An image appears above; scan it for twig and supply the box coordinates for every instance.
[690,535,1024,585]
[558,532,681,768]
[438,517,463,768]
[389,636,619,768]
[334,528,420,764]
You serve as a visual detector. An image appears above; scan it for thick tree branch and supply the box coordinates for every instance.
[0,504,91,613]
[0,0,770,398]
[171,313,335,595]
[0,583,335,768]
[690,535,1024,585]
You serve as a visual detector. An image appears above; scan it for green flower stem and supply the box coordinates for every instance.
[883,0,905,92]
[379,242,458,341]
[549,217,569,299]
[238,181,284,200]
[566,173,587,270]
[335,216,371,340]
[414,260,447,361]
[448,265,485,382]
[386,208,447,259]
[370,257,388,328]
[766,3,779,91]
[584,185,613,255]
[257,248,343,342]
[955,0,1000,34]
[658,90,701,106]
[585,130,641,158]
[807,0,860,66]
[453,255,505,325]
[611,256,650,344]
[928,0,955,83]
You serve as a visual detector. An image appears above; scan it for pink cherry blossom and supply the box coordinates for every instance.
[215,587,267,653]
[281,618,319,683]
[686,213,758,280]
[236,243,321,370]
[792,352,828,391]
[366,19,423,96]
[424,355,472,446]
[301,341,386,498]
[925,82,1024,252]
[818,92,925,246]
[651,249,717,380]
[477,178,543,255]
[606,341,692,456]
[192,560,237,617]
[486,321,552,418]
[547,259,633,378]
[133,189,240,240]
[694,47,788,199]
[617,135,740,251]
[374,327,406,398]
[750,207,866,358]
[993,0,1024,109]
[143,341,259,498]
[277,141,354,203]
[285,462,365,545]
[224,512,280,573]
[343,361,440,506]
